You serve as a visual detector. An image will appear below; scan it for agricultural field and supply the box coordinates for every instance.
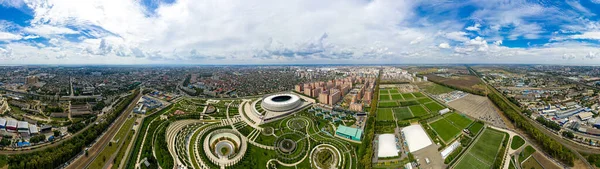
[393,107,413,120]
[408,105,429,116]
[417,82,454,94]
[377,108,394,121]
[425,74,486,94]
[453,128,506,169]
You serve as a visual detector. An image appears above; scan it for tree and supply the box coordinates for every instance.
[53,130,60,137]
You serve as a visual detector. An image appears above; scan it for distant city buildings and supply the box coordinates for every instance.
[295,76,375,107]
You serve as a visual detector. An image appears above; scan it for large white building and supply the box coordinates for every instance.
[401,125,433,153]
[377,134,399,158]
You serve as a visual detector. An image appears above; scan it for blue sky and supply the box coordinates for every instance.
[1,0,600,65]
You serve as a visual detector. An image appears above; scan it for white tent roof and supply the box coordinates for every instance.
[440,141,460,159]
[401,125,433,153]
[377,134,399,158]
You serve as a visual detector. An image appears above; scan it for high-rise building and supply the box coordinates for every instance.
[319,92,329,105]
[294,85,303,93]
[26,76,39,85]
[329,89,341,106]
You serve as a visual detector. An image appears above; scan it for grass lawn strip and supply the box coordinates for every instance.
[401,93,415,100]
[510,136,525,150]
[390,94,403,101]
[424,102,445,113]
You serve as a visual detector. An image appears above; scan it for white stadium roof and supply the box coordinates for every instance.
[401,125,433,153]
[377,134,399,158]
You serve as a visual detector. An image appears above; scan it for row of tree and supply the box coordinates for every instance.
[488,91,576,166]
[535,116,561,131]
[358,70,381,169]
[7,89,139,169]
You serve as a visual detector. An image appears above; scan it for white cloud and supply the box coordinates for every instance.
[570,31,600,40]
[445,31,469,42]
[465,23,481,31]
[24,25,78,37]
[565,0,595,16]
[0,31,22,41]
[438,42,450,49]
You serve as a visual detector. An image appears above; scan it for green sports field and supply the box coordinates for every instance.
[376,108,394,121]
[379,94,391,101]
[393,107,413,120]
[468,121,484,135]
[445,113,473,129]
[417,98,432,104]
[401,93,415,100]
[454,128,506,169]
[411,92,425,98]
[378,101,398,107]
[389,89,400,94]
[429,119,461,142]
[424,102,445,113]
[391,94,403,100]
[408,105,428,116]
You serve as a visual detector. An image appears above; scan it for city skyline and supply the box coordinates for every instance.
[1,0,600,65]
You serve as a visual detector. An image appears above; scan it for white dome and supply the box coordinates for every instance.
[262,94,301,112]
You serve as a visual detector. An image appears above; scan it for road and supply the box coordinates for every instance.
[468,67,596,169]
[65,91,142,169]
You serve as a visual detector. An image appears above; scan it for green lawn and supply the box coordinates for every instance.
[429,119,461,142]
[468,122,484,135]
[417,98,433,104]
[454,128,505,169]
[521,155,543,169]
[412,92,425,98]
[378,101,398,107]
[376,108,394,121]
[445,113,473,129]
[399,100,419,107]
[408,105,429,116]
[393,107,413,120]
[389,89,400,94]
[401,93,415,100]
[424,102,445,113]
[511,136,525,150]
[390,94,404,101]
[519,145,536,163]
[379,90,390,95]
[379,94,391,101]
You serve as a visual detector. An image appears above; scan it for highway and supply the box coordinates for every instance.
[65,91,142,169]
[468,67,596,169]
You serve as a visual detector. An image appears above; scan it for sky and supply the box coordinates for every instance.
[1,0,600,65]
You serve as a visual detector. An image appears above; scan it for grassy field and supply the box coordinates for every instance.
[401,93,415,100]
[90,117,136,168]
[417,98,433,104]
[393,107,413,120]
[389,89,399,94]
[445,113,473,129]
[519,145,536,162]
[379,94,391,101]
[429,119,461,142]
[408,105,428,116]
[454,128,505,169]
[379,89,390,95]
[511,136,525,150]
[424,102,445,113]
[390,94,403,100]
[378,101,398,107]
[412,92,425,98]
[468,121,484,135]
[377,108,395,121]
[419,82,454,94]
[521,155,544,169]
